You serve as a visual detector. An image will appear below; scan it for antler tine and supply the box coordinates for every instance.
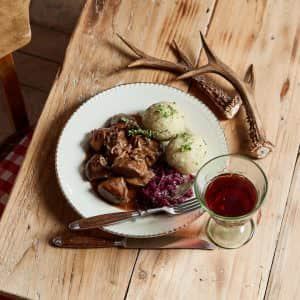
[177,31,237,81]
[200,31,218,63]
[117,33,149,59]
[117,33,185,73]
[172,40,242,119]
[244,64,255,88]
[177,33,273,158]
[128,58,186,72]
[176,33,219,81]
[177,64,218,80]
[171,40,194,68]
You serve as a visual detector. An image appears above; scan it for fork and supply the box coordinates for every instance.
[69,197,202,231]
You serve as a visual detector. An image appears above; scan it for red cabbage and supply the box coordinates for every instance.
[138,164,194,208]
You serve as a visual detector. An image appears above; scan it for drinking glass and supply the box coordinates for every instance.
[194,154,268,249]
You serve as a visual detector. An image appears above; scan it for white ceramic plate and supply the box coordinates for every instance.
[56,83,228,237]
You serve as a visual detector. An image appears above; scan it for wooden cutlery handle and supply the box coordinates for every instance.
[52,235,116,248]
[69,211,139,231]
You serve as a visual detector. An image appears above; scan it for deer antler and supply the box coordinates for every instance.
[118,34,186,73]
[171,40,242,119]
[117,34,241,119]
[177,32,273,159]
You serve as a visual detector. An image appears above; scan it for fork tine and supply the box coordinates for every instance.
[175,199,199,210]
[176,204,201,214]
[175,202,201,213]
[174,198,198,209]
[177,202,200,212]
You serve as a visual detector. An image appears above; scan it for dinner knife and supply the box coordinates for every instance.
[51,235,215,250]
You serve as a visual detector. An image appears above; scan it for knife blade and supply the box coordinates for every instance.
[51,235,215,250]
[122,236,215,250]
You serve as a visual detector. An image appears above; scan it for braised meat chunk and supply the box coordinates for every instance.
[85,113,164,207]
[130,135,161,166]
[107,114,142,128]
[105,128,131,162]
[85,154,110,181]
[97,177,131,204]
[112,154,148,178]
[126,169,155,187]
[89,128,109,152]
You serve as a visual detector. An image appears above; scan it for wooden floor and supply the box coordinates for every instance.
[0,0,84,143]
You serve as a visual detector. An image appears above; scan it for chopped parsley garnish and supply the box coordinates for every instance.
[179,132,191,139]
[128,128,155,139]
[121,116,155,138]
[120,117,139,128]
[154,104,177,118]
[178,132,193,152]
[120,116,129,122]
[180,143,192,152]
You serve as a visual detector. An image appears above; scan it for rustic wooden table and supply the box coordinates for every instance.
[0,0,299,299]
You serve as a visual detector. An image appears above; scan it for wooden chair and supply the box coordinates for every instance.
[0,0,31,160]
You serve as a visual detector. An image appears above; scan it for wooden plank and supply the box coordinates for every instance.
[22,86,47,124]
[30,0,85,34]
[0,1,216,299]
[126,0,300,299]
[13,52,59,92]
[0,0,31,59]
[264,160,300,296]
[21,24,70,63]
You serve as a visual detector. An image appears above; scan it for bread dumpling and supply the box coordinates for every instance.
[166,132,207,174]
[142,102,185,141]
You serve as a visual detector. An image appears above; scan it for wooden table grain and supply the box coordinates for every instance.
[0,1,299,299]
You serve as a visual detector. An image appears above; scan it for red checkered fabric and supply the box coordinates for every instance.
[0,132,32,217]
